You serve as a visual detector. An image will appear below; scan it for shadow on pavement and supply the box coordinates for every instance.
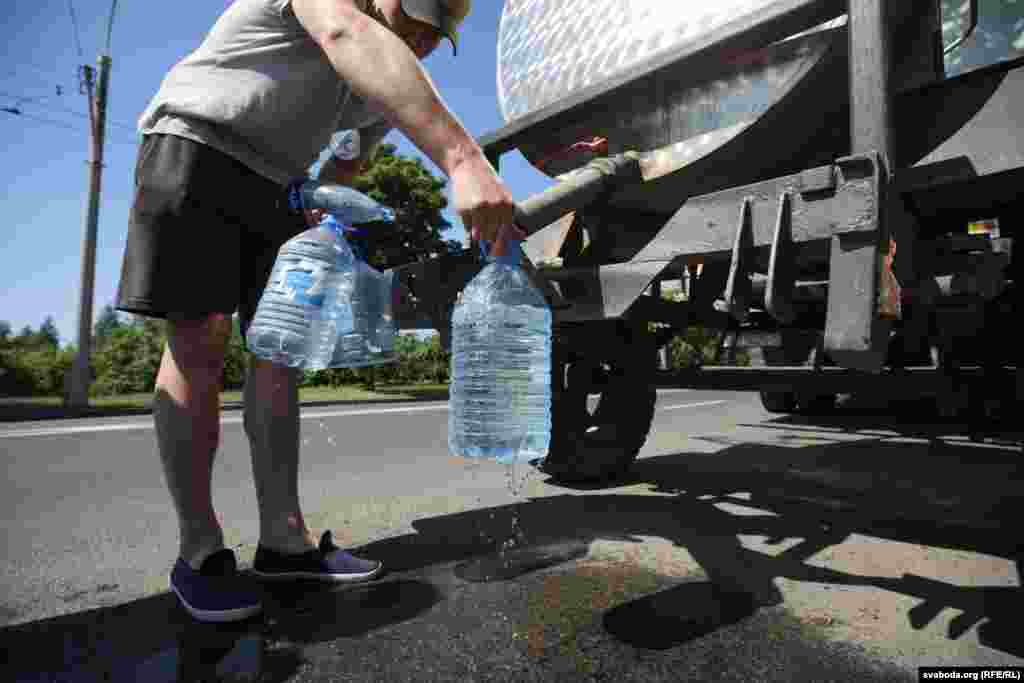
[4,398,1022,679]
[529,393,1024,656]
[1,576,441,682]
[757,394,1024,446]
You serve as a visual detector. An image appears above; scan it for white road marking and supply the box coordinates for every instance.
[0,390,713,440]
[0,403,451,439]
[660,400,729,411]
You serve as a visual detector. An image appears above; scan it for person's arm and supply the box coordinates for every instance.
[289,0,519,245]
[318,156,363,186]
[291,0,471,177]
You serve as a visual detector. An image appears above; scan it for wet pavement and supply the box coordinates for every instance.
[0,504,932,682]
[2,392,1023,681]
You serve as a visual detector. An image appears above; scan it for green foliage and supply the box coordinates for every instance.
[38,317,60,349]
[222,317,249,390]
[4,319,60,352]
[0,346,73,397]
[300,333,450,389]
[90,314,249,396]
[652,286,750,368]
[347,144,462,270]
[663,325,722,369]
[0,351,34,396]
[0,318,69,396]
[1,310,451,397]
[93,304,123,349]
[91,317,166,396]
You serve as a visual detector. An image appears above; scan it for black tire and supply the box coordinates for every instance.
[539,322,657,483]
[760,391,798,413]
[799,393,837,414]
[760,391,837,414]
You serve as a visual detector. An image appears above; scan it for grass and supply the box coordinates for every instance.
[0,383,450,422]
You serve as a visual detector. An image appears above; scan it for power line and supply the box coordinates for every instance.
[0,70,75,99]
[5,62,63,81]
[3,106,83,133]
[67,0,85,59]
[0,88,49,104]
[0,89,137,131]
[1,107,137,146]
[105,0,120,54]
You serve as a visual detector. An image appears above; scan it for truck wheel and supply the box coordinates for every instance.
[760,391,797,413]
[799,393,837,414]
[539,323,657,483]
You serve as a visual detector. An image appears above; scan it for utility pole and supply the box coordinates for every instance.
[66,55,112,407]
[66,0,119,408]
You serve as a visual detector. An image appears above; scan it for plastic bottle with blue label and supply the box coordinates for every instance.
[448,239,552,464]
[330,246,399,368]
[246,181,394,369]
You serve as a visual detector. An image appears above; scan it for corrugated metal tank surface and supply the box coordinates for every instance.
[496,0,850,209]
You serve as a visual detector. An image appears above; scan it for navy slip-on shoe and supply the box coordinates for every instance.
[169,549,263,623]
[251,531,383,583]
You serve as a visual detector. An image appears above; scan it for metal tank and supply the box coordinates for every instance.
[496,0,851,213]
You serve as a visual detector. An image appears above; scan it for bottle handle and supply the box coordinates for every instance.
[479,237,523,265]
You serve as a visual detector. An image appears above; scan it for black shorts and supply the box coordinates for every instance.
[115,134,307,347]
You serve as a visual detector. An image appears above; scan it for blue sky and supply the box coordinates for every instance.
[0,0,553,347]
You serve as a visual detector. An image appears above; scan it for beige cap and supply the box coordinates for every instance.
[400,0,471,56]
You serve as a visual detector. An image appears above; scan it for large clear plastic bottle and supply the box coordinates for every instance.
[247,182,394,369]
[330,260,399,367]
[449,240,552,464]
[246,216,356,369]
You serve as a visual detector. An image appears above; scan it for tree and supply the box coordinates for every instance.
[0,321,11,345]
[347,144,463,270]
[16,325,34,348]
[92,317,166,396]
[37,317,60,349]
[0,317,68,396]
[93,304,122,349]
[7,321,59,351]
[222,316,249,390]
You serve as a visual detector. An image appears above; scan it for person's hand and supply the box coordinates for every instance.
[487,223,528,259]
[305,208,326,227]
[449,154,524,249]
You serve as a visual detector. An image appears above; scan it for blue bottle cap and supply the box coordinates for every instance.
[479,239,523,266]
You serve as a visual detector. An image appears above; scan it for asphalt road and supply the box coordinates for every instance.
[2,389,1022,682]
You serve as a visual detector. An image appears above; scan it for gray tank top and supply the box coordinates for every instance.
[139,0,391,186]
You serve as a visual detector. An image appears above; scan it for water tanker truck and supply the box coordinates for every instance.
[388,0,1024,482]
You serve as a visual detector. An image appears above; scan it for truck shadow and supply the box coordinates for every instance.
[4,427,1020,679]
[625,437,1023,654]
[349,419,1022,654]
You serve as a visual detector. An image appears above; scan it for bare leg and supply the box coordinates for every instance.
[243,357,316,554]
[153,314,232,570]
